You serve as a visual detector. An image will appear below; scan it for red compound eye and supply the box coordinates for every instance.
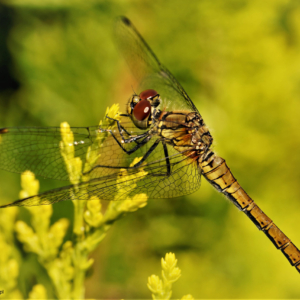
[133,99,151,121]
[139,89,158,100]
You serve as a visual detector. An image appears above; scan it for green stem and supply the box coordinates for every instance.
[71,245,87,299]
[72,189,87,299]
[73,199,86,237]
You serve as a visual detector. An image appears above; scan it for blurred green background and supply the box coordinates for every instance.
[1,0,300,298]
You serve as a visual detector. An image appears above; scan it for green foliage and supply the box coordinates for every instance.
[1,0,300,298]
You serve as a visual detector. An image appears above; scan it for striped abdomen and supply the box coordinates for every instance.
[199,150,300,274]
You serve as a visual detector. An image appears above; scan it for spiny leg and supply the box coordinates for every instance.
[84,138,172,177]
[83,134,153,175]
[132,139,171,177]
[106,115,148,144]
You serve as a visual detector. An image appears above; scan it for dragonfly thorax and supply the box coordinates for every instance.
[187,112,213,149]
[155,111,213,159]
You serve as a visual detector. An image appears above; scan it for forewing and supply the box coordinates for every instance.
[0,121,143,181]
[114,16,198,112]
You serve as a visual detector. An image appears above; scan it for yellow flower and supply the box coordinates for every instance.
[15,220,41,254]
[48,218,69,249]
[181,295,194,300]
[84,196,103,227]
[102,104,122,127]
[161,252,181,283]
[28,284,47,299]
[19,170,39,198]
[147,253,190,300]
[60,122,83,185]
[147,275,163,294]
[118,193,148,212]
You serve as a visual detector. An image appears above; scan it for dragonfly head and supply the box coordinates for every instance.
[127,89,160,129]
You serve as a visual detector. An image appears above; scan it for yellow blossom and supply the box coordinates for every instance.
[19,170,39,198]
[60,122,83,185]
[161,252,181,283]
[147,275,163,294]
[147,253,190,300]
[15,220,41,254]
[84,196,103,228]
[28,284,47,299]
[181,295,194,300]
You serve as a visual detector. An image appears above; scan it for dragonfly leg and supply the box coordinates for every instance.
[83,137,171,178]
[106,115,147,144]
[82,134,153,175]
[163,141,171,176]
[109,114,133,137]
[108,129,151,154]
[132,139,171,177]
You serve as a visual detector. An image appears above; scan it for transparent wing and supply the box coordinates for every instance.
[114,16,199,113]
[0,145,201,207]
[0,17,203,207]
[0,121,143,181]
[0,120,201,207]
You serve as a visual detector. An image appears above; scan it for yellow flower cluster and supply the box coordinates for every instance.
[147,253,193,300]
[15,171,72,299]
[57,105,149,297]
[0,104,191,299]
[83,104,121,177]
[84,196,103,228]
[28,284,47,299]
[0,230,22,299]
[60,122,83,185]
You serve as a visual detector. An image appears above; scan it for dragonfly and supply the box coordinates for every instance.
[0,16,300,274]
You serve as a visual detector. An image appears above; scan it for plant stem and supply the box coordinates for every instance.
[73,199,86,237]
[72,189,87,299]
[71,244,87,299]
